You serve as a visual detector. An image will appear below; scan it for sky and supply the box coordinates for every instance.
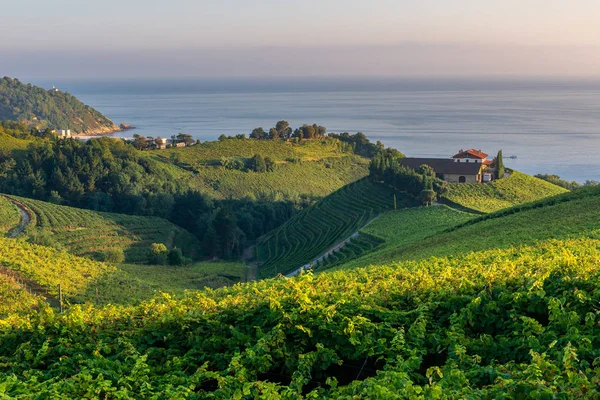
[2,0,600,79]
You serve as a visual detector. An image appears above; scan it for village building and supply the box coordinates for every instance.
[55,129,71,139]
[400,149,496,183]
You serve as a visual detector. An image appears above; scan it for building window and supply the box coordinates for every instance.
[459,176,466,183]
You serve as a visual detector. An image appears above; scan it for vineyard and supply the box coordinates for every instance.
[333,206,476,270]
[0,131,30,153]
[0,273,39,317]
[154,137,353,165]
[313,233,384,272]
[10,195,201,262]
[0,236,113,298]
[256,178,418,277]
[441,171,568,213]
[1,236,599,397]
[187,155,369,200]
[370,183,600,265]
[0,196,20,234]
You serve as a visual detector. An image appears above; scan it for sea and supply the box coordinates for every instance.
[36,78,600,182]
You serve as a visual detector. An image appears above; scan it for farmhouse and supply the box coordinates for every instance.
[400,149,496,183]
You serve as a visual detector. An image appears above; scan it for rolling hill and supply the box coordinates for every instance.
[441,170,568,213]
[151,137,371,200]
[0,77,119,134]
[6,195,201,263]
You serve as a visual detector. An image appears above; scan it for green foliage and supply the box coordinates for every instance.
[0,275,40,317]
[101,248,125,264]
[0,196,20,234]
[334,206,475,270]
[248,153,266,172]
[0,77,118,133]
[167,248,184,266]
[442,171,568,213]
[535,173,599,190]
[11,195,200,262]
[1,237,600,396]
[0,236,113,298]
[256,178,418,277]
[148,243,168,265]
[496,149,505,178]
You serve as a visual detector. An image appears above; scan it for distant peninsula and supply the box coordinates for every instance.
[0,76,121,135]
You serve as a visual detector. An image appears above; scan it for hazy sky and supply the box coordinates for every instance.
[2,0,600,79]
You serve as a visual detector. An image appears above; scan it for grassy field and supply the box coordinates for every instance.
[441,170,568,213]
[0,196,20,234]
[149,139,370,200]
[256,178,419,277]
[10,195,201,263]
[78,261,245,305]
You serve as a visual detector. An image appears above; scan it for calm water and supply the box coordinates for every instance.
[39,78,600,181]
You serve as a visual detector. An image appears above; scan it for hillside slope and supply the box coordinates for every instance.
[334,184,600,270]
[441,171,568,213]
[152,138,370,200]
[0,77,119,134]
[256,178,418,277]
[1,236,599,397]
[8,195,201,262]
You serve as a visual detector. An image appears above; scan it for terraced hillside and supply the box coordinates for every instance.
[0,196,20,234]
[441,170,568,213]
[0,273,40,317]
[256,178,418,277]
[151,138,370,200]
[313,233,384,272]
[334,183,600,270]
[9,195,200,263]
[0,131,30,153]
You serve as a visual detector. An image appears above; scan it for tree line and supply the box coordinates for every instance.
[370,152,445,205]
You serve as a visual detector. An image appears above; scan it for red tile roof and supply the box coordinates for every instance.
[483,159,493,166]
[452,149,489,159]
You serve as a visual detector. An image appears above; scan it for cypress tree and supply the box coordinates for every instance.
[496,150,505,179]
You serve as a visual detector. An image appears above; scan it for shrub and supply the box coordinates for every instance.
[101,248,125,264]
[167,248,184,266]
[148,243,168,265]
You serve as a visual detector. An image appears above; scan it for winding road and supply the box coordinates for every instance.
[6,197,31,238]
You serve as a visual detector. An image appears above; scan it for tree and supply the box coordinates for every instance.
[264,157,275,172]
[218,134,227,142]
[149,243,168,265]
[496,150,505,179]
[167,248,184,266]
[250,127,265,139]
[249,154,266,172]
[420,176,437,206]
[177,133,194,146]
[132,134,147,150]
[275,120,291,139]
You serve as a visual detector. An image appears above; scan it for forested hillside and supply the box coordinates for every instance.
[0,77,119,134]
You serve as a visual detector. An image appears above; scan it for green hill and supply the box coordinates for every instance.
[332,183,600,270]
[255,178,418,277]
[0,77,119,134]
[441,170,568,213]
[7,195,201,263]
[152,137,370,200]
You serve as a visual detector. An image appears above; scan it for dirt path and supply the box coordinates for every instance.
[285,215,382,278]
[4,196,32,238]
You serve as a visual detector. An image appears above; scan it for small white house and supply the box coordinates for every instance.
[56,129,71,139]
